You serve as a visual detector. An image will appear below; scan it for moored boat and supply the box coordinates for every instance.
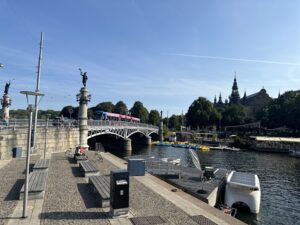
[225,171,261,214]
[200,145,210,151]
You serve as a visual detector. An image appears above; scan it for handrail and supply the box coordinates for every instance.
[0,119,158,131]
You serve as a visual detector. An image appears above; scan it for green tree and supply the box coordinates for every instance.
[221,104,246,126]
[60,106,75,119]
[130,101,149,123]
[186,97,221,129]
[94,101,114,112]
[148,110,160,126]
[113,101,128,115]
[257,91,300,130]
[39,110,60,119]
[168,115,181,130]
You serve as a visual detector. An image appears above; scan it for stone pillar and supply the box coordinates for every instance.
[159,110,164,142]
[145,136,152,146]
[1,93,11,124]
[124,138,132,151]
[77,87,90,152]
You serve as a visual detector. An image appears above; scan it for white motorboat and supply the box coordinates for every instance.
[223,146,240,151]
[210,145,240,151]
[225,171,261,214]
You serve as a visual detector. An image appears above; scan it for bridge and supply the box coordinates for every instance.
[0,119,159,159]
[0,119,158,138]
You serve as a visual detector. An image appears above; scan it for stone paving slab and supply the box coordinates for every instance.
[101,152,245,225]
[41,153,110,225]
[1,151,246,225]
[0,156,39,225]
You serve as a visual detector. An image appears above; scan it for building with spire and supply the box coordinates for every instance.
[214,92,224,108]
[229,75,240,104]
[214,76,272,118]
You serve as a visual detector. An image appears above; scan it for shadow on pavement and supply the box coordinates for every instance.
[71,166,82,177]
[77,183,100,208]
[4,179,24,201]
[39,211,109,220]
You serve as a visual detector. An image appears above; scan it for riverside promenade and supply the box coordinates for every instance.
[0,151,245,225]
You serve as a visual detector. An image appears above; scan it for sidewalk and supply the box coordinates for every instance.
[2,151,245,225]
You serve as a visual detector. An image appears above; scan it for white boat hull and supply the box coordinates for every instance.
[225,171,261,214]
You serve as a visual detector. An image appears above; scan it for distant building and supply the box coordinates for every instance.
[242,88,272,116]
[214,76,272,117]
[229,75,240,104]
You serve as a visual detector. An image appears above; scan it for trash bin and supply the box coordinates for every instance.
[12,147,22,158]
[110,169,129,217]
[128,159,145,176]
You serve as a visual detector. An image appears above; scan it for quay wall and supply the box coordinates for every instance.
[0,127,79,159]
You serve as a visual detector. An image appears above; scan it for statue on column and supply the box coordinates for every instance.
[4,81,10,95]
[79,68,88,87]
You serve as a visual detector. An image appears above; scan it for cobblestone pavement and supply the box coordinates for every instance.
[95,152,199,225]
[41,152,110,225]
[0,156,39,225]
[42,152,199,224]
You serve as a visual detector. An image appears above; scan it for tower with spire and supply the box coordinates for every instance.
[229,73,240,104]
[214,95,217,105]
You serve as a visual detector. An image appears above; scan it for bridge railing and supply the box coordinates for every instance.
[87,120,158,129]
[0,118,79,131]
[0,119,158,131]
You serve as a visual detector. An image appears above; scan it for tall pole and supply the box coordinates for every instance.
[32,32,43,150]
[159,110,164,142]
[23,105,33,218]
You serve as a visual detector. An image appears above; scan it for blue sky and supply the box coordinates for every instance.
[1,0,300,115]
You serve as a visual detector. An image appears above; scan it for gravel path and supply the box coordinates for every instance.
[41,152,110,225]
[0,156,39,225]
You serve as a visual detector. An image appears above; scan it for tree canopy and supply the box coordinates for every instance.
[113,101,128,115]
[148,110,160,126]
[94,101,114,112]
[257,90,300,130]
[221,104,246,126]
[168,114,181,130]
[130,101,149,123]
[186,97,221,129]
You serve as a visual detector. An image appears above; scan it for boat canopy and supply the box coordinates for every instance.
[227,171,260,190]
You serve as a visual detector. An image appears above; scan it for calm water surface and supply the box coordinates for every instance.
[108,145,300,225]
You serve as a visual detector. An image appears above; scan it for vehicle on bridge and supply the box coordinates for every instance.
[94,110,140,123]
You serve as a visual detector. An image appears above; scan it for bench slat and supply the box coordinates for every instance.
[90,176,110,199]
[21,171,48,192]
[33,159,50,169]
[94,178,110,198]
[80,161,98,172]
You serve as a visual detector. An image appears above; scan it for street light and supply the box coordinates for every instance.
[0,63,4,68]
[20,90,44,218]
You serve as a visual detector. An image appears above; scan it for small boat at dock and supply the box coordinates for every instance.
[225,171,261,214]
[210,145,240,151]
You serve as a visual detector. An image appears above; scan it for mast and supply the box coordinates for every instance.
[32,32,43,149]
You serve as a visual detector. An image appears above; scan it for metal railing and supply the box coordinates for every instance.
[87,120,158,129]
[0,119,158,131]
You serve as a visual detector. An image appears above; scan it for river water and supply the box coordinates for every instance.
[108,145,300,225]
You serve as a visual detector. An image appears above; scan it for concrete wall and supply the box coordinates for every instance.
[0,127,80,159]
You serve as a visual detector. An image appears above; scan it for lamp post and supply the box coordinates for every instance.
[0,63,4,68]
[20,91,44,218]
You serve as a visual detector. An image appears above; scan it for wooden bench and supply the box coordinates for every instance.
[89,175,110,207]
[33,159,50,171]
[19,170,48,200]
[75,155,88,164]
[79,161,100,177]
